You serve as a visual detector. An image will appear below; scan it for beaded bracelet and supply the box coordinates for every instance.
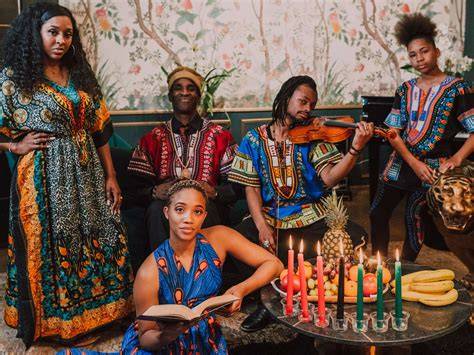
[348,148,359,156]
[350,145,362,154]
[8,141,16,153]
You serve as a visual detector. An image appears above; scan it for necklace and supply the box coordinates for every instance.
[168,121,194,178]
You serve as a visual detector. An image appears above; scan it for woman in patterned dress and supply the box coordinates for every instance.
[370,13,474,261]
[0,3,133,347]
[119,179,282,354]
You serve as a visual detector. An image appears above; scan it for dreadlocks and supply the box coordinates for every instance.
[271,75,317,126]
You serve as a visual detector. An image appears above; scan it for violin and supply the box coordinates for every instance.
[288,115,397,144]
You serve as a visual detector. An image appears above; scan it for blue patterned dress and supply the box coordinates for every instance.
[58,234,227,355]
[121,234,227,354]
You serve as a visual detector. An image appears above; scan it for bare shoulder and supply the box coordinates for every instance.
[135,253,158,287]
[201,225,238,243]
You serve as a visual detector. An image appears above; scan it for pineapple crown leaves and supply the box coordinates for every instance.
[322,190,348,230]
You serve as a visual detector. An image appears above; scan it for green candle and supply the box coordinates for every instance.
[356,249,364,327]
[376,251,384,322]
[395,249,402,321]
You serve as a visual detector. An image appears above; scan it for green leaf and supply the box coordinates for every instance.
[114,33,121,44]
[206,0,216,5]
[172,30,190,43]
[209,7,224,18]
[177,11,198,24]
[195,29,208,41]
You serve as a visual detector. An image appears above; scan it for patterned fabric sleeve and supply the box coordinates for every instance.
[0,68,25,142]
[384,86,406,129]
[218,129,238,178]
[127,133,157,180]
[228,131,260,187]
[90,98,113,147]
[453,81,474,133]
[309,142,343,176]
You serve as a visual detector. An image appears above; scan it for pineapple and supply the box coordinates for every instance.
[321,190,353,263]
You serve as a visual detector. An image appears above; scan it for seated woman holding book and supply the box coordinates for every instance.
[122,179,283,354]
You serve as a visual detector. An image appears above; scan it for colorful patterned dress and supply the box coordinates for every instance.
[228,124,342,229]
[370,76,474,256]
[121,234,227,354]
[0,67,133,346]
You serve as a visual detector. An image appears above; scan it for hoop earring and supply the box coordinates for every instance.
[70,44,76,56]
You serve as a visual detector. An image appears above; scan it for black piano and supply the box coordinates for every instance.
[362,95,472,205]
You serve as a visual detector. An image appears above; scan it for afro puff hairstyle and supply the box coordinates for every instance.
[1,3,102,99]
[394,13,437,47]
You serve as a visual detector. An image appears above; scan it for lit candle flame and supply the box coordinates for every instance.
[316,241,321,256]
[396,248,399,262]
[289,235,293,250]
[339,239,344,257]
[359,248,364,264]
[377,251,381,266]
[299,239,304,253]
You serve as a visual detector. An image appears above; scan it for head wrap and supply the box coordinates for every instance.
[167,66,203,95]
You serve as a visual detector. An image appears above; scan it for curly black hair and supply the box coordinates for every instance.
[271,75,317,126]
[394,13,437,47]
[165,179,208,207]
[2,3,102,99]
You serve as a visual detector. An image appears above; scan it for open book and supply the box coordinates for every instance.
[137,294,239,323]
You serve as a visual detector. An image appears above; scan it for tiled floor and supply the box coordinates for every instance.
[0,185,472,354]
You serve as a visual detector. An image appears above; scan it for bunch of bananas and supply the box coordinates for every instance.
[390,269,458,307]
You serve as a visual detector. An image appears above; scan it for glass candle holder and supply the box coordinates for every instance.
[280,298,299,317]
[298,303,315,322]
[370,311,390,333]
[330,310,349,331]
[313,307,331,328]
[390,310,410,332]
[350,312,369,333]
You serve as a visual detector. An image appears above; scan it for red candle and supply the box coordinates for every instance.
[285,236,294,315]
[316,241,326,323]
[298,239,309,320]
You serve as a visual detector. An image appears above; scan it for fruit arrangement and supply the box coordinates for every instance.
[278,259,392,303]
[390,269,458,307]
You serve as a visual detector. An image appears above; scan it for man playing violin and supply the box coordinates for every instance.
[228,75,374,332]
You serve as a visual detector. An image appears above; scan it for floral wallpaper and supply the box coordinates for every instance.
[60,0,468,110]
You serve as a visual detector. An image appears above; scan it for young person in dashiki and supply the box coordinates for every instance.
[370,13,474,262]
[59,179,283,354]
[127,66,238,252]
[0,3,133,347]
[228,75,374,332]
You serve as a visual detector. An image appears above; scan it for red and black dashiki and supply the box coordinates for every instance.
[128,117,236,187]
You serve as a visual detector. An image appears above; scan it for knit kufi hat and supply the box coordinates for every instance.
[167,66,203,94]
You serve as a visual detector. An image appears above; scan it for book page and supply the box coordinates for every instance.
[191,294,239,316]
[139,304,195,321]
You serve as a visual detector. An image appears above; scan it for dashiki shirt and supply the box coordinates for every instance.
[0,68,133,346]
[383,76,474,190]
[228,124,342,229]
[127,117,236,187]
[120,234,227,354]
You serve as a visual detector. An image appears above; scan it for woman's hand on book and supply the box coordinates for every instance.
[223,286,244,314]
[411,160,436,184]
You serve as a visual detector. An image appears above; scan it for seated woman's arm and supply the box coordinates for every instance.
[134,254,187,351]
[207,226,284,312]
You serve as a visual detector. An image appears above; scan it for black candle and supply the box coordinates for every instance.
[336,239,345,320]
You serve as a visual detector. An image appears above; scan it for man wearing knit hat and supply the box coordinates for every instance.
[127,66,237,251]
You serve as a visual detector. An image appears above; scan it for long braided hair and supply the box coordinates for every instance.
[271,75,317,126]
[2,3,102,99]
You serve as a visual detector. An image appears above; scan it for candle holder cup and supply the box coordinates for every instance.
[330,310,350,331]
[350,312,369,333]
[280,298,299,317]
[370,311,390,333]
[390,310,410,331]
[298,303,315,323]
[313,307,331,328]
